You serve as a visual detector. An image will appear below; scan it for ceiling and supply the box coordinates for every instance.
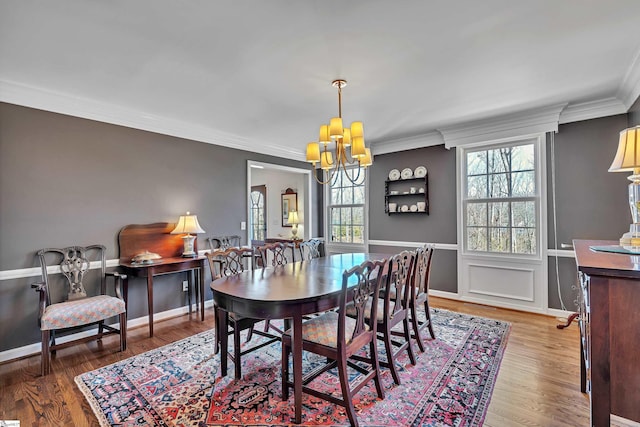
[2,0,640,160]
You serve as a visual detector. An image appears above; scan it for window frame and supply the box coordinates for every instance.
[460,135,544,259]
[323,166,369,250]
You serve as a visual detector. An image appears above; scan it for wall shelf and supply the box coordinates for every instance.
[384,176,429,215]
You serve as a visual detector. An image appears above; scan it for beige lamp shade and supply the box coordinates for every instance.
[319,125,331,145]
[350,121,364,138]
[342,128,352,147]
[170,212,205,235]
[320,151,333,170]
[329,117,343,139]
[609,126,640,172]
[306,142,320,164]
[287,210,300,225]
[360,148,373,168]
[351,136,366,158]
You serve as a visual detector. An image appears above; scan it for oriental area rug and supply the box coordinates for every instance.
[75,309,510,426]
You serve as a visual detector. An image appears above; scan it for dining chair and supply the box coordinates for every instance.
[257,241,292,267]
[281,258,387,427]
[207,235,241,251]
[31,245,127,376]
[346,250,417,385]
[298,238,324,260]
[408,245,436,352]
[257,242,294,334]
[206,247,280,379]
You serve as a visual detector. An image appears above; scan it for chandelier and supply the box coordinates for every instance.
[305,79,373,185]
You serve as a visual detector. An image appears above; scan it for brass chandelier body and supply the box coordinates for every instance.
[305,80,372,184]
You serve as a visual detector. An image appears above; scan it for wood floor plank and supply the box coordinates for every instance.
[0,297,592,426]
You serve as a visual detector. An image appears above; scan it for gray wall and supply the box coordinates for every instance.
[0,102,314,351]
[367,114,631,311]
[368,145,458,293]
[0,100,634,353]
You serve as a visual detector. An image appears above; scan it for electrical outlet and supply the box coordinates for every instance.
[182,280,189,292]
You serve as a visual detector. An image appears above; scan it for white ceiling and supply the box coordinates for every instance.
[2,1,640,159]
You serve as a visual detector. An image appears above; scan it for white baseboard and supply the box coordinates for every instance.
[0,300,215,364]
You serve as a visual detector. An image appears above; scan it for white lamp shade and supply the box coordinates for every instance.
[170,212,205,234]
[329,117,343,139]
[319,125,331,144]
[287,210,300,224]
[342,128,352,147]
[609,126,640,172]
[321,151,333,170]
[351,136,366,158]
[306,142,320,163]
[360,148,373,167]
[350,121,364,138]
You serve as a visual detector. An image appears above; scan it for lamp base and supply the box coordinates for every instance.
[181,234,198,257]
[620,224,640,249]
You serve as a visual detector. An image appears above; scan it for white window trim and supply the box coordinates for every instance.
[457,133,547,262]
[323,167,369,253]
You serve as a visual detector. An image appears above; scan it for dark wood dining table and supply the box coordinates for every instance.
[210,252,392,424]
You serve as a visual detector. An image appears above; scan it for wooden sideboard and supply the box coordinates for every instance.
[573,240,640,426]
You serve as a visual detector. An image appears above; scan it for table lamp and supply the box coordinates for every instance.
[287,210,300,239]
[171,212,205,257]
[608,125,640,247]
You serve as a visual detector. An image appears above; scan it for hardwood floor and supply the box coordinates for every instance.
[0,297,592,426]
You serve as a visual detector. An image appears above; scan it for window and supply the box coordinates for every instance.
[250,185,266,241]
[327,168,366,244]
[464,141,538,254]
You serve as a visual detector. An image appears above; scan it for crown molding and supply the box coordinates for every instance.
[370,131,445,155]
[438,104,567,148]
[0,80,305,161]
[617,47,640,110]
[558,97,628,124]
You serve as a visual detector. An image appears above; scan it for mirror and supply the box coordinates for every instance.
[281,188,297,227]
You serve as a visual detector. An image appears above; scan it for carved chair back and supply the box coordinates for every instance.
[298,239,323,261]
[258,242,291,267]
[206,247,254,279]
[207,235,241,251]
[37,245,108,304]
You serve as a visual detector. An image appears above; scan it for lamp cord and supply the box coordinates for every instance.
[550,131,568,312]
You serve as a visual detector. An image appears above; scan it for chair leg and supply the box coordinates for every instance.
[41,330,50,376]
[410,304,426,352]
[233,324,242,380]
[246,325,254,342]
[403,317,417,366]
[98,320,104,341]
[369,340,385,400]
[382,324,401,385]
[424,302,436,339]
[119,312,127,351]
[337,354,359,427]
[281,339,290,400]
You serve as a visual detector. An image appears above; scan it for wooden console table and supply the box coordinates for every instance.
[573,239,640,426]
[118,223,206,337]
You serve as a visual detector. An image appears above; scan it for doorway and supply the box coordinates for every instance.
[246,160,313,244]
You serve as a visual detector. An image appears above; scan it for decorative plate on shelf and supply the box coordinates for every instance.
[401,168,413,179]
[414,166,427,178]
[388,169,401,181]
